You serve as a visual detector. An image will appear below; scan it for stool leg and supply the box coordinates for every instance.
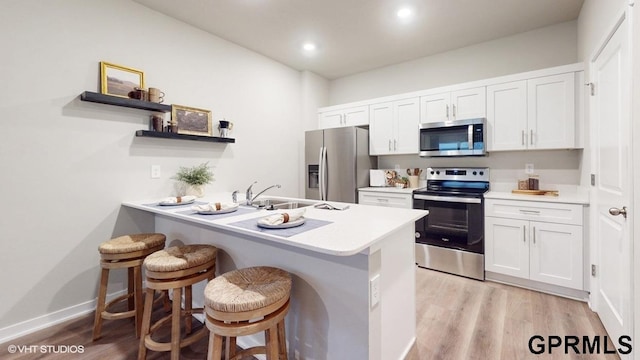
[138,287,155,360]
[208,333,223,360]
[92,267,109,341]
[163,290,171,312]
[225,336,236,360]
[185,285,192,335]
[134,265,143,338]
[128,267,135,311]
[171,287,182,360]
[265,325,279,360]
[277,320,288,360]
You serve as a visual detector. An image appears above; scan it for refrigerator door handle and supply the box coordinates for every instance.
[318,146,324,201]
[322,146,328,200]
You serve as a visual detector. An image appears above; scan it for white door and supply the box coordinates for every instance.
[318,110,343,129]
[529,222,583,290]
[527,73,575,149]
[369,102,394,155]
[484,217,529,279]
[591,13,633,354]
[343,105,369,127]
[393,98,419,154]
[450,87,486,121]
[486,81,527,151]
[419,92,450,124]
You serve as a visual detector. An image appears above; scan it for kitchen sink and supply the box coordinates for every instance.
[251,198,319,210]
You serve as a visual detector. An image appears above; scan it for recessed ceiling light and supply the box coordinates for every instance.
[302,43,316,51]
[397,7,413,19]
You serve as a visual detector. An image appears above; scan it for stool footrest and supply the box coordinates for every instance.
[143,326,208,352]
[102,293,136,320]
[230,346,267,360]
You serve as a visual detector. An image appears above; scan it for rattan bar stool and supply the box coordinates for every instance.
[138,244,218,360]
[92,233,166,341]
[204,266,292,360]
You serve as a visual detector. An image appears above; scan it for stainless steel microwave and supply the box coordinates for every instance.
[419,118,486,157]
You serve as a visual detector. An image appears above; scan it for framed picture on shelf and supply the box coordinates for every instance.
[100,61,145,98]
[172,104,212,136]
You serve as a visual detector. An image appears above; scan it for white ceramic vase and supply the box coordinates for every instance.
[184,184,205,198]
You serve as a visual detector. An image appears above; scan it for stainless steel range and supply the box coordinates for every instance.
[413,167,490,280]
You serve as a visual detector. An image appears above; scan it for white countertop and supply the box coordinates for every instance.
[485,190,590,205]
[123,196,427,257]
[358,186,418,194]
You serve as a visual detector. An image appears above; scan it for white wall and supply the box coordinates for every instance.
[329,21,578,105]
[0,0,306,336]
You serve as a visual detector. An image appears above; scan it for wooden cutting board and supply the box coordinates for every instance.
[511,189,559,196]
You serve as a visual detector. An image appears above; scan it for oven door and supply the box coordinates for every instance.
[413,194,484,254]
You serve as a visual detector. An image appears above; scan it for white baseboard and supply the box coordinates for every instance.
[0,289,126,345]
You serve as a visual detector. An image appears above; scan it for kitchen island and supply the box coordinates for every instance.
[122,196,427,360]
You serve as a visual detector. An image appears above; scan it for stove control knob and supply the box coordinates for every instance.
[472,171,477,175]
[430,171,435,175]
[479,171,484,176]
[436,171,440,175]
[415,232,421,239]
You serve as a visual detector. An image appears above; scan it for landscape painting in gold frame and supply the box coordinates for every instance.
[100,61,145,98]
[172,104,212,136]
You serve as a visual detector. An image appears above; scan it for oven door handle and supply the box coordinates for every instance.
[413,194,482,204]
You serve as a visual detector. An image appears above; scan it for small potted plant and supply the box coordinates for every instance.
[173,162,214,197]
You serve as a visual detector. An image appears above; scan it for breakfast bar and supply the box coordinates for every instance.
[122,196,427,360]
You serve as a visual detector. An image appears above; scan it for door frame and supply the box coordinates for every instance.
[587,0,636,347]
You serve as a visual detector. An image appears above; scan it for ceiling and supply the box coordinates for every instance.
[133,0,585,80]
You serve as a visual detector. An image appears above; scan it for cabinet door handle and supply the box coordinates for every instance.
[533,226,536,244]
[394,139,397,151]
[388,140,392,151]
[522,130,525,145]
[530,129,534,145]
[377,198,389,202]
[452,104,456,117]
[446,104,449,119]
[523,225,526,242]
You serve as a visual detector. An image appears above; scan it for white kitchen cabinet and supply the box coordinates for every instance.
[358,190,413,209]
[484,199,584,290]
[369,98,419,155]
[420,87,486,124]
[487,73,575,151]
[318,105,369,129]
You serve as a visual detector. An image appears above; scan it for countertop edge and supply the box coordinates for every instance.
[484,191,590,205]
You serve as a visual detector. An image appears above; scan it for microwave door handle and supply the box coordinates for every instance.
[468,125,473,150]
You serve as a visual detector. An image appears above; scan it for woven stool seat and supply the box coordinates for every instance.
[205,266,292,360]
[139,244,217,360]
[205,266,291,313]
[99,233,166,255]
[93,233,166,341]
[144,244,217,272]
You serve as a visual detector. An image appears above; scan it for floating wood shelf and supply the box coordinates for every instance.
[80,91,172,112]
[135,130,235,143]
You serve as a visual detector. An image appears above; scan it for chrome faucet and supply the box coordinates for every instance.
[245,181,258,204]
[246,183,282,205]
[232,190,239,203]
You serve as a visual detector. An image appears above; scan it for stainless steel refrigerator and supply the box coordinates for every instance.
[305,127,377,203]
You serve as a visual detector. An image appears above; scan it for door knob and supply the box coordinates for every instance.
[609,206,627,218]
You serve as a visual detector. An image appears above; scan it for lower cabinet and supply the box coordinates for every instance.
[358,190,413,209]
[484,199,584,290]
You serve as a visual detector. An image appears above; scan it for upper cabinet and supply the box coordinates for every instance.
[487,73,576,151]
[369,98,419,155]
[318,105,369,129]
[420,87,486,124]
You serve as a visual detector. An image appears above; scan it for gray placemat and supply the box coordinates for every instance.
[142,200,207,209]
[176,206,258,220]
[228,217,333,238]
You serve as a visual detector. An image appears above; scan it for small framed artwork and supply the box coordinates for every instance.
[172,104,212,136]
[100,61,145,98]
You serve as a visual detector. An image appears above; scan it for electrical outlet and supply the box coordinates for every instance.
[151,165,161,179]
[370,274,380,308]
[525,163,534,174]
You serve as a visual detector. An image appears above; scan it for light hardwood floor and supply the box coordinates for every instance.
[406,268,620,360]
[0,268,620,359]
